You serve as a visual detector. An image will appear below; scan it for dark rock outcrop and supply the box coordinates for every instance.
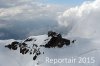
[5,41,19,50]
[5,41,41,60]
[5,31,75,61]
[45,31,71,48]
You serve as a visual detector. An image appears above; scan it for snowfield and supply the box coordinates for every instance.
[0,34,100,66]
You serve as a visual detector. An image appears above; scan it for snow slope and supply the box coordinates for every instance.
[0,33,100,66]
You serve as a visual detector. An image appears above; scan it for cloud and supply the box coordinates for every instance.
[0,7,22,19]
[0,0,67,39]
[58,0,100,38]
[0,0,62,20]
[1,0,100,39]
[0,0,38,7]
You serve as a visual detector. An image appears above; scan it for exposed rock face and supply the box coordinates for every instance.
[45,31,70,48]
[5,41,41,60]
[5,41,19,50]
[5,31,75,60]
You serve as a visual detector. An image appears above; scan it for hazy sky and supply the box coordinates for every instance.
[41,0,87,6]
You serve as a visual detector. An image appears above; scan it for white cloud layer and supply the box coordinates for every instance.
[0,0,100,39]
[0,2,59,20]
[58,0,100,38]
[0,0,66,39]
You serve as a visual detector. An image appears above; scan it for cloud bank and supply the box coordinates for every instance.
[58,0,100,38]
[0,0,67,39]
[0,0,100,39]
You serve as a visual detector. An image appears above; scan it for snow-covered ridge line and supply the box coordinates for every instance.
[0,31,100,66]
[4,31,75,61]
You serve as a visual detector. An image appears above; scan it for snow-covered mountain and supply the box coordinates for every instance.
[3,31,73,61]
[0,30,100,66]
